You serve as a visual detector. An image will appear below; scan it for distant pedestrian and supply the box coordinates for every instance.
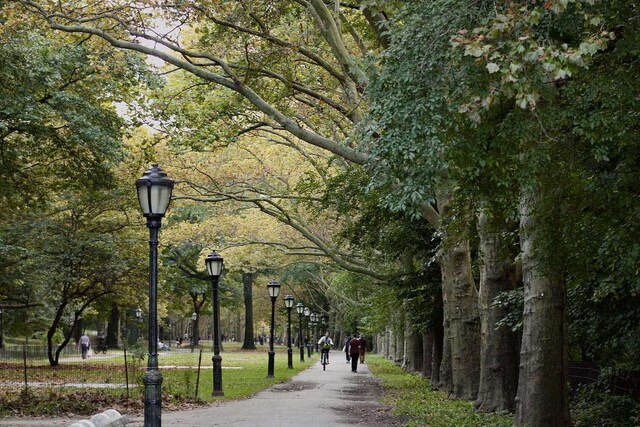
[343,334,352,364]
[349,333,362,373]
[79,334,91,359]
[359,335,366,364]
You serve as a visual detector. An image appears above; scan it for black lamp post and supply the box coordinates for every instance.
[310,313,319,353]
[266,279,281,378]
[304,307,311,358]
[0,309,3,349]
[205,250,224,396]
[295,303,305,362]
[191,312,197,352]
[284,295,294,369]
[136,163,174,427]
[135,307,143,343]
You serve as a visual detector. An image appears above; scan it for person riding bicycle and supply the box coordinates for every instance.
[317,332,334,364]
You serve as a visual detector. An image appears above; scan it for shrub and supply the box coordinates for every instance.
[571,384,639,427]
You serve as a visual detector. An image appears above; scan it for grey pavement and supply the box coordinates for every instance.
[0,357,403,427]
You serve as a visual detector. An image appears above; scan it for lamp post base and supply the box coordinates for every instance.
[287,348,293,369]
[299,346,305,362]
[267,351,275,378]
[143,369,163,427]
[212,354,224,396]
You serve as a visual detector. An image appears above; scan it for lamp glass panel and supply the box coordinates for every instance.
[137,185,172,215]
[206,259,223,276]
[152,186,172,215]
[267,281,281,298]
[137,186,150,214]
[284,295,294,308]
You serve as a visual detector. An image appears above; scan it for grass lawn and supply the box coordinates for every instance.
[158,342,315,400]
[366,355,514,427]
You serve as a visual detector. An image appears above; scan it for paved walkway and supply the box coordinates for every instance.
[0,358,404,427]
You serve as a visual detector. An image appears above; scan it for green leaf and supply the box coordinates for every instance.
[486,62,500,74]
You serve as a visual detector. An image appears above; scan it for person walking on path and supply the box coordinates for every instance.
[79,334,91,359]
[348,333,361,373]
[343,334,351,364]
[358,335,366,364]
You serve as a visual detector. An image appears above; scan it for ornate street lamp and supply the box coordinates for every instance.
[304,307,311,358]
[295,303,305,362]
[266,279,281,378]
[284,295,294,369]
[205,250,224,396]
[191,312,197,352]
[310,313,319,353]
[136,163,174,427]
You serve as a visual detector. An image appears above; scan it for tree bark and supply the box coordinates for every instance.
[422,332,433,378]
[438,312,453,393]
[107,305,120,349]
[440,237,480,400]
[515,190,570,426]
[412,332,423,372]
[241,272,256,350]
[401,310,413,370]
[476,212,520,412]
[394,321,404,364]
[431,322,444,387]
[430,188,479,399]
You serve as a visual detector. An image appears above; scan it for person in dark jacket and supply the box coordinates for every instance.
[349,333,362,373]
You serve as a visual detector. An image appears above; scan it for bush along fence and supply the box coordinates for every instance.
[0,343,149,396]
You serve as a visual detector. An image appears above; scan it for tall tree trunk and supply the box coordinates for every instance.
[401,308,413,369]
[380,330,388,358]
[438,313,453,393]
[107,305,120,349]
[388,328,396,361]
[422,332,433,378]
[431,322,444,387]
[412,332,423,372]
[515,191,570,426]
[441,237,480,400]
[476,212,519,412]
[241,272,256,350]
[433,188,480,400]
[430,287,444,385]
[394,319,404,364]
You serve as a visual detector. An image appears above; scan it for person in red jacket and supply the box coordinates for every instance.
[349,333,362,373]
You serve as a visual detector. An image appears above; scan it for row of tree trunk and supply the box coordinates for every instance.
[376,190,570,426]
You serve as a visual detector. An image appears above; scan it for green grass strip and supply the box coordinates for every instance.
[366,355,514,427]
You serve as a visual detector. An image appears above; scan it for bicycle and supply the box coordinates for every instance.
[321,346,330,370]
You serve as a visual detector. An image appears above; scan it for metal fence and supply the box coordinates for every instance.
[568,361,640,400]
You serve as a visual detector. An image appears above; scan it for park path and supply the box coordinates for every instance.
[0,357,404,427]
